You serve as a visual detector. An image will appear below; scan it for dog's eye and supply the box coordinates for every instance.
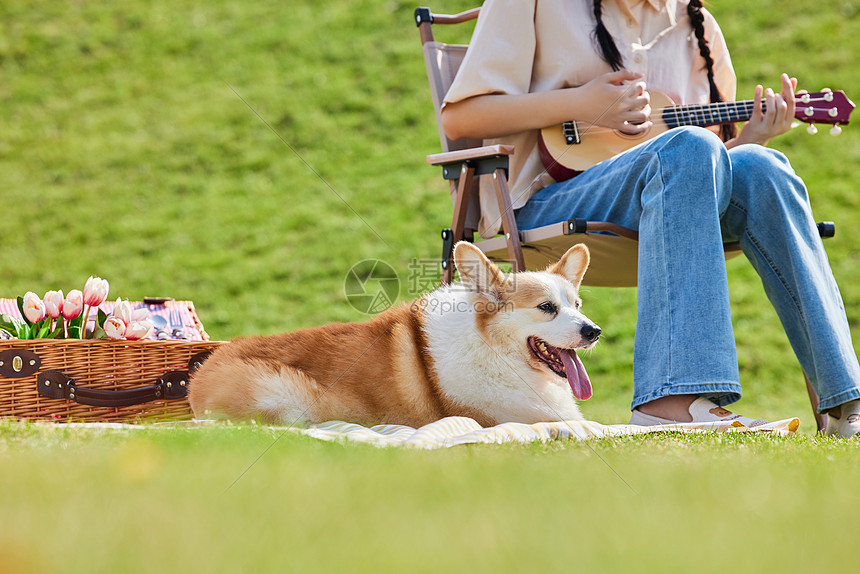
[537,301,557,314]
[575,299,582,310]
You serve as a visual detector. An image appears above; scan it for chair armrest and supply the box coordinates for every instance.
[426,145,515,166]
[430,8,481,25]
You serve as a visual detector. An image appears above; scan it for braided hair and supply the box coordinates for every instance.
[592,0,624,72]
[591,0,738,142]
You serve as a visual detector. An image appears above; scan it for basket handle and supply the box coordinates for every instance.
[37,369,190,407]
[33,351,213,408]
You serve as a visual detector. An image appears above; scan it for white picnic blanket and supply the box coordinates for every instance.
[43,416,800,449]
[301,416,801,449]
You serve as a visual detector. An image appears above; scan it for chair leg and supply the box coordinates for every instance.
[441,164,477,285]
[805,372,828,434]
[440,228,455,285]
[490,168,525,271]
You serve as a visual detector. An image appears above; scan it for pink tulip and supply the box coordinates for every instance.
[103,316,126,340]
[124,320,153,341]
[22,292,47,324]
[113,298,133,326]
[43,290,64,320]
[83,276,110,307]
[63,290,83,320]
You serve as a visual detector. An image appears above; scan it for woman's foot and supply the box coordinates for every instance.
[635,394,698,421]
[825,399,860,438]
[630,396,769,427]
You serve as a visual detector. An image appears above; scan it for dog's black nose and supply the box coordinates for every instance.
[580,324,601,343]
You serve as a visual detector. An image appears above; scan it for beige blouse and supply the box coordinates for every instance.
[443,0,737,238]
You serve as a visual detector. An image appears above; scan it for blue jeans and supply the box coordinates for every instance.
[515,127,860,412]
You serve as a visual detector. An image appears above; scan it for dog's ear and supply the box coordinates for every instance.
[549,244,590,289]
[453,241,505,296]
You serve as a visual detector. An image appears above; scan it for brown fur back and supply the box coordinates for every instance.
[189,304,495,427]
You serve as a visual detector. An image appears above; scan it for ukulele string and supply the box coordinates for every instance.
[565,96,838,135]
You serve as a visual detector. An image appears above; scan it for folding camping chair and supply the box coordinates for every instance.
[414,5,832,432]
[415,6,648,289]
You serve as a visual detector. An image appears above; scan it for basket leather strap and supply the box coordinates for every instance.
[36,369,190,408]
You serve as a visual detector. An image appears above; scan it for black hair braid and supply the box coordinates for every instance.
[687,0,737,141]
[592,0,623,71]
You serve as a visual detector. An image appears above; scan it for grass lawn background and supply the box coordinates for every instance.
[1,0,859,571]
[1,0,858,424]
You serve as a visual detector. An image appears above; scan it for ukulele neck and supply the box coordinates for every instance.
[662,100,758,129]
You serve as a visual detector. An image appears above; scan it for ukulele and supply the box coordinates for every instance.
[539,89,855,182]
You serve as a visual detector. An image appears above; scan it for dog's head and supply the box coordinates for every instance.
[453,241,600,401]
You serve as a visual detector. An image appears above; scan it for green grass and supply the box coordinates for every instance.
[1,0,860,570]
[2,420,860,573]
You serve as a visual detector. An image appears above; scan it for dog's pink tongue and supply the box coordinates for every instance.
[558,349,592,401]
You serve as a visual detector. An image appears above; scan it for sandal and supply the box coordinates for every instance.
[629,397,769,428]
[825,399,860,438]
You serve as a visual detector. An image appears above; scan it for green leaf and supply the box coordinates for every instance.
[16,296,32,326]
[19,322,32,340]
[36,318,52,339]
[0,313,20,332]
[48,325,66,339]
[1,314,27,338]
[97,308,109,329]
[69,315,84,339]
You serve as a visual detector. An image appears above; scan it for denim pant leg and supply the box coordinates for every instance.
[515,127,743,409]
[721,145,860,412]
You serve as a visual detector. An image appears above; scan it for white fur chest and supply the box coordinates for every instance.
[418,287,583,424]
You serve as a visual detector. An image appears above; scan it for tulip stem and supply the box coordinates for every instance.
[81,306,91,339]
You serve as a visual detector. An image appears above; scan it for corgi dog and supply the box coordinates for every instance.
[189,242,601,427]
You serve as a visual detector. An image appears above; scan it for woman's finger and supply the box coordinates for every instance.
[764,87,777,129]
[603,69,644,86]
[618,119,653,135]
[782,74,797,127]
[628,93,650,112]
[623,104,651,124]
[752,85,764,125]
[774,94,790,131]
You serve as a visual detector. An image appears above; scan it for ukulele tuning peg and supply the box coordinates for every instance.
[830,125,842,136]
[807,124,818,135]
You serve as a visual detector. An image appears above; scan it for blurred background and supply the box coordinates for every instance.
[1,0,858,425]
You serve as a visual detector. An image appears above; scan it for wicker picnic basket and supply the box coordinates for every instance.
[0,301,223,423]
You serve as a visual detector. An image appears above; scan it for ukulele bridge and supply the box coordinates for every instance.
[562,121,581,145]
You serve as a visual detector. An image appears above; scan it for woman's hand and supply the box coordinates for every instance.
[576,70,652,135]
[729,73,798,147]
